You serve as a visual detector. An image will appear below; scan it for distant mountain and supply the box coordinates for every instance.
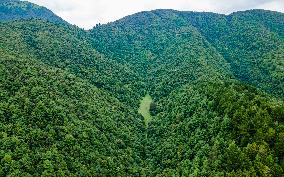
[178,9,284,97]
[0,0,66,24]
[91,9,284,99]
[0,1,284,176]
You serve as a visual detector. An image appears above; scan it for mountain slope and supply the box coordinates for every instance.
[90,9,284,176]
[0,49,144,176]
[0,2,284,176]
[0,20,146,108]
[146,80,284,176]
[178,10,284,98]
[91,9,284,99]
[0,0,66,24]
[90,10,233,99]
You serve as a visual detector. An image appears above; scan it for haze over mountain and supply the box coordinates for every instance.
[0,0,66,23]
[0,1,283,176]
[26,0,284,29]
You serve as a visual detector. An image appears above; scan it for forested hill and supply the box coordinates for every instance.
[0,20,146,108]
[1,2,284,176]
[91,9,284,99]
[0,0,66,24]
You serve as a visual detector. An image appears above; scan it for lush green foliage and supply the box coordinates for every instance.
[0,20,146,108]
[146,81,284,176]
[179,10,284,98]
[91,10,232,99]
[0,2,284,176]
[91,9,284,99]
[0,50,145,176]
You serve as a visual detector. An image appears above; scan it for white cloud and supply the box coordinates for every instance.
[255,1,284,13]
[26,0,284,29]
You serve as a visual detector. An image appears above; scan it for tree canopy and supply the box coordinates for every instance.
[0,2,283,176]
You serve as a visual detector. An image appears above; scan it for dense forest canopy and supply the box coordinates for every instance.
[91,9,284,99]
[0,1,283,176]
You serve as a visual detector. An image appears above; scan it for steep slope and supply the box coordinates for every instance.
[0,0,66,24]
[91,10,233,99]
[179,10,284,98]
[146,81,284,176]
[231,10,284,39]
[0,20,146,108]
[90,9,284,176]
[0,49,144,176]
[91,9,284,99]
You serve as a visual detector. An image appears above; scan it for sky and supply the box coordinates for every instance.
[26,0,284,29]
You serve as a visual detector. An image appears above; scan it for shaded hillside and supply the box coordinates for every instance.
[91,9,284,99]
[90,10,233,99]
[179,9,284,98]
[0,20,146,108]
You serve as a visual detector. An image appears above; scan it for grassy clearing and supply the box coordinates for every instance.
[138,94,153,127]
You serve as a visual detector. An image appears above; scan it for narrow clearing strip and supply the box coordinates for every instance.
[138,94,153,127]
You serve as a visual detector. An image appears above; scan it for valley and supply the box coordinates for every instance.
[0,0,284,176]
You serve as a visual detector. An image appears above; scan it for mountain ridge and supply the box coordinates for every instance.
[0,2,284,176]
[0,0,66,24]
